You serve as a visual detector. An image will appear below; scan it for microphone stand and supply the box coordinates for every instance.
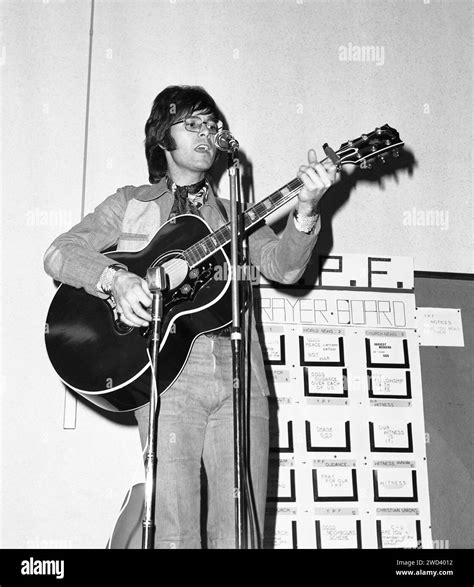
[142,266,167,549]
[227,142,248,549]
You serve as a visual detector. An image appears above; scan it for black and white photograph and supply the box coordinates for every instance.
[1,0,472,584]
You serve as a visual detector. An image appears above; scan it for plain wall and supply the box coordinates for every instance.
[1,0,472,548]
[415,275,474,549]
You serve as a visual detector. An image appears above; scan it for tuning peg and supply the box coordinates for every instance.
[347,140,354,146]
[378,154,386,164]
[360,157,373,169]
[361,134,368,140]
[392,148,400,157]
[376,127,382,135]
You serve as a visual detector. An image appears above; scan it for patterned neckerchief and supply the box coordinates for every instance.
[166,175,209,215]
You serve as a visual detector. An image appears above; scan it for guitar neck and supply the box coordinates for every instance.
[185,156,330,267]
[183,120,404,267]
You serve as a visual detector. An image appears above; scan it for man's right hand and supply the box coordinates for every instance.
[111,271,153,327]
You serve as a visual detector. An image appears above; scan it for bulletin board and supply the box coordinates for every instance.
[255,254,433,549]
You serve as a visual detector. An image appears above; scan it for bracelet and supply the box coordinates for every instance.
[293,208,319,234]
[97,264,126,295]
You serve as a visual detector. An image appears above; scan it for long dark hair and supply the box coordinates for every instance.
[145,85,220,184]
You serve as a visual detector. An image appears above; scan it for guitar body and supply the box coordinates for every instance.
[45,215,232,412]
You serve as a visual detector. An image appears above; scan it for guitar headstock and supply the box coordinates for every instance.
[335,124,404,169]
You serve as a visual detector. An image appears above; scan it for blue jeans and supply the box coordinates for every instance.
[134,335,269,548]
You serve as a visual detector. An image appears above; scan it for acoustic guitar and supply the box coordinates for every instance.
[45,125,403,412]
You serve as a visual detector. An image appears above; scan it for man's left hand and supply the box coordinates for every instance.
[296,148,338,216]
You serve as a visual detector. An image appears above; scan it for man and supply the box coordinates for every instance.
[44,85,338,548]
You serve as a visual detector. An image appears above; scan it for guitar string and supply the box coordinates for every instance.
[181,134,401,268]
[171,151,340,269]
[155,132,400,278]
[159,169,326,277]
[159,162,328,276]
[159,183,303,279]
[158,191,299,280]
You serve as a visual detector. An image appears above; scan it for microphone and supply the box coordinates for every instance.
[214,129,240,152]
[146,266,167,292]
[146,266,167,347]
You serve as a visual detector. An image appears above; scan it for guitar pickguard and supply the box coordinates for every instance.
[150,249,220,313]
[165,257,216,310]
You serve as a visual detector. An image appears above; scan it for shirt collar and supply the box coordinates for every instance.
[133,177,170,202]
[131,176,227,229]
[134,176,212,207]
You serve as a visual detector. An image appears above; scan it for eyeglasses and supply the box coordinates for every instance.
[172,116,220,135]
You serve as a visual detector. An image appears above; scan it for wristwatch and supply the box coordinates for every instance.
[293,208,319,234]
[97,264,127,295]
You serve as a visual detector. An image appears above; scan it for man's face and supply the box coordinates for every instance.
[165,110,218,180]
